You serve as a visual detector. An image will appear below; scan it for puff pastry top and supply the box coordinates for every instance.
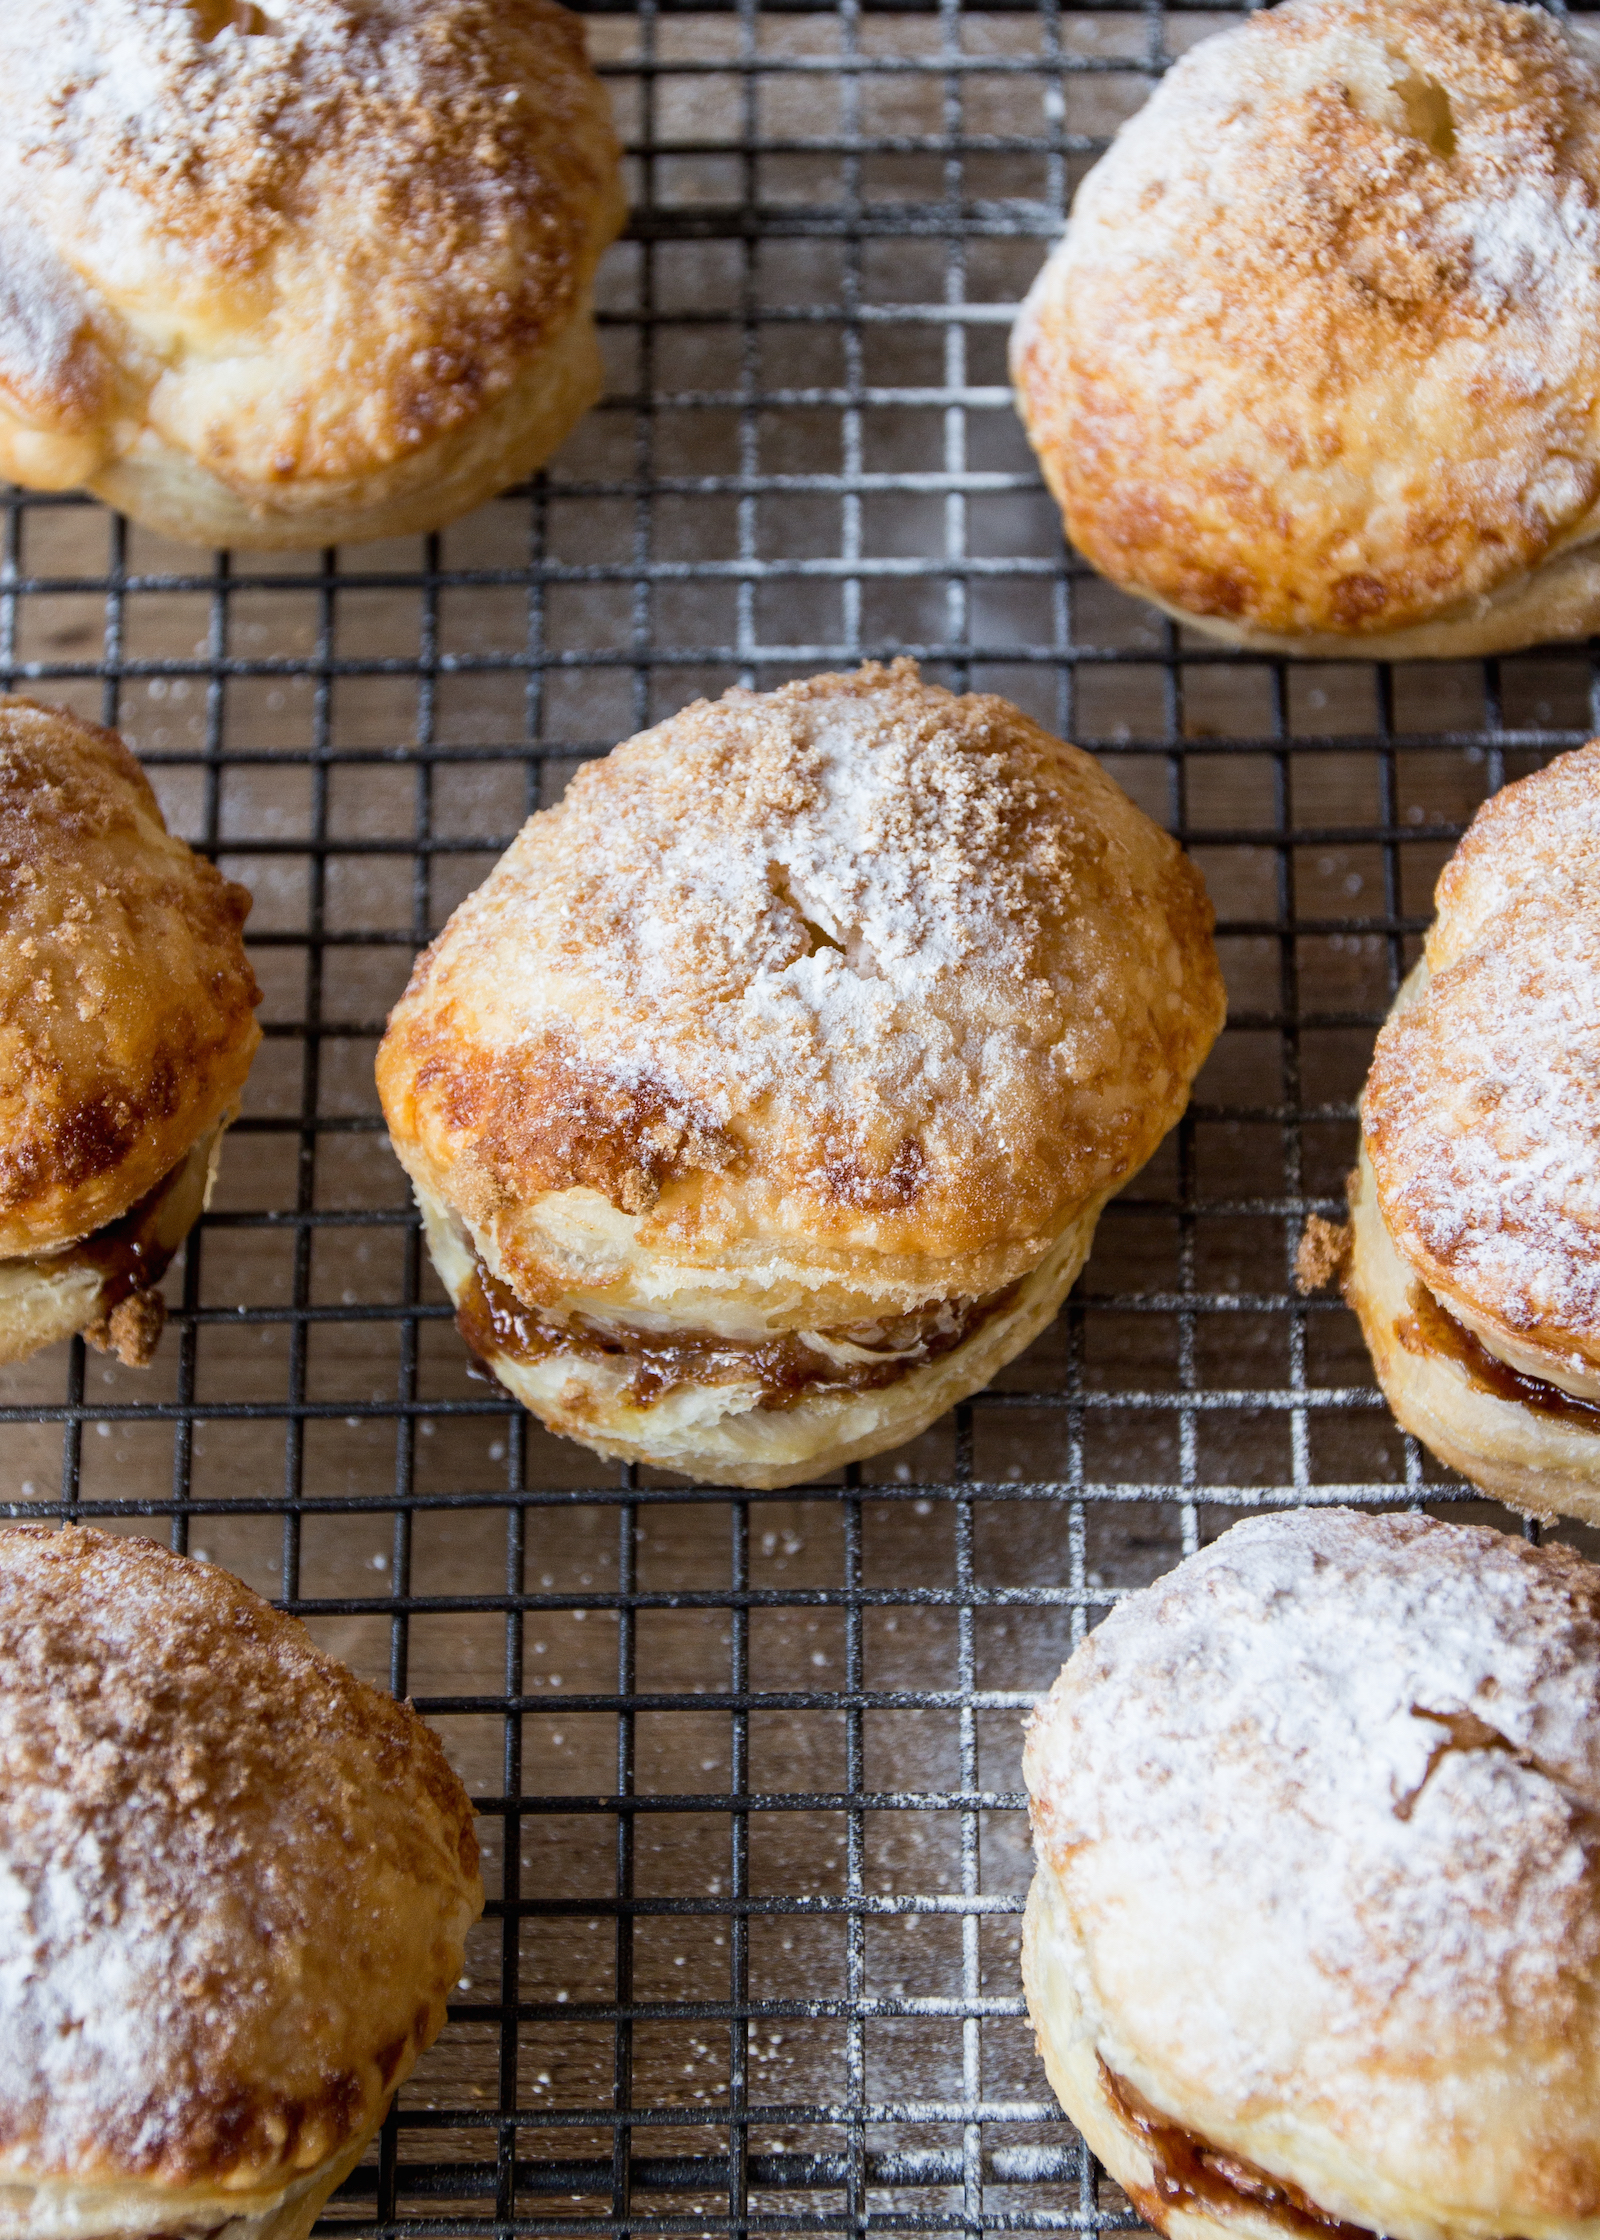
[0,1525,482,2196]
[0,698,260,1260]
[1025,1507,1600,2238]
[0,0,623,503]
[1012,0,1600,641]
[378,663,1224,1309]
[1363,745,1600,1376]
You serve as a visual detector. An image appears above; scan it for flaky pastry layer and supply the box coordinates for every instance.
[0,699,260,1257]
[0,2110,378,2240]
[1346,1142,1600,1526]
[418,1173,1108,1488]
[0,1,625,547]
[0,1117,231,1370]
[1022,1510,1600,2240]
[1022,1876,1362,2240]
[81,289,612,553]
[1119,540,1600,663]
[1361,746,1600,1389]
[1011,0,1600,655]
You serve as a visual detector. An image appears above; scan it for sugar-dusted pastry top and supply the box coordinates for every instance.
[1428,742,1600,969]
[0,0,624,502]
[1364,746,1600,1367]
[0,1526,482,2195]
[1013,0,1600,644]
[1025,1507,1600,2235]
[377,661,1225,1305]
[0,697,260,1259]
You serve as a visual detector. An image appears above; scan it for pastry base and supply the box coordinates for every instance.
[1345,1144,1600,1527]
[85,300,605,553]
[419,1181,1109,1490]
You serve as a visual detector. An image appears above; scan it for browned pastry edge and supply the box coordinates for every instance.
[1010,0,1600,654]
[0,696,261,1258]
[0,1526,484,2194]
[0,0,626,546]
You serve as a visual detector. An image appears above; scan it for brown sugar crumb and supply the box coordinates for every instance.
[1295,1215,1351,1295]
[85,1285,167,1367]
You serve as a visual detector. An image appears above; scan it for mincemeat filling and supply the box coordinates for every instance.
[3,1155,188,1302]
[458,1253,1019,1410]
[1099,2062,1376,2240]
[1396,1282,1600,1431]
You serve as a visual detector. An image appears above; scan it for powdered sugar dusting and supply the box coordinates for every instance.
[1026,1508,1600,2122]
[1430,738,1600,964]
[471,675,1067,1144]
[389,663,1223,1238]
[1064,0,1600,369]
[1370,924,1600,1334]
[1363,745,1600,1345]
[0,0,621,483]
[0,1526,478,2191]
[1013,0,1600,639]
[1453,179,1600,330]
[0,0,554,263]
[0,214,97,419]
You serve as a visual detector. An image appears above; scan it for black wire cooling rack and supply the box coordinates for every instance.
[3,1,1597,2234]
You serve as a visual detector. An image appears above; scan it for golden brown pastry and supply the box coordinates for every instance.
[1341,744,1600,1524]
[376,660,1225,1489]
[0,1523,483,2240]
[1012,0,1600,659]
[0,0,625,550]
[0,697,261,1367]
[1023,1506,1600,2240]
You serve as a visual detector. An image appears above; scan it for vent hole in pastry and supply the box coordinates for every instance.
[1394,1705,1516,1820]
[769,863,845,957]
[190,0,282,36]
[1338,62,1455,156]
[1394,69,1456,157]
[1351,60,1454,156]
[800,917,843,956]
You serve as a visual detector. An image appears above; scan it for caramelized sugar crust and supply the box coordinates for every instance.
[1363,745,1600,1377]
[1013,0,1600,653]
[0,0,625,543]
[0,697,260,1259]
[0,1526,482,2198]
